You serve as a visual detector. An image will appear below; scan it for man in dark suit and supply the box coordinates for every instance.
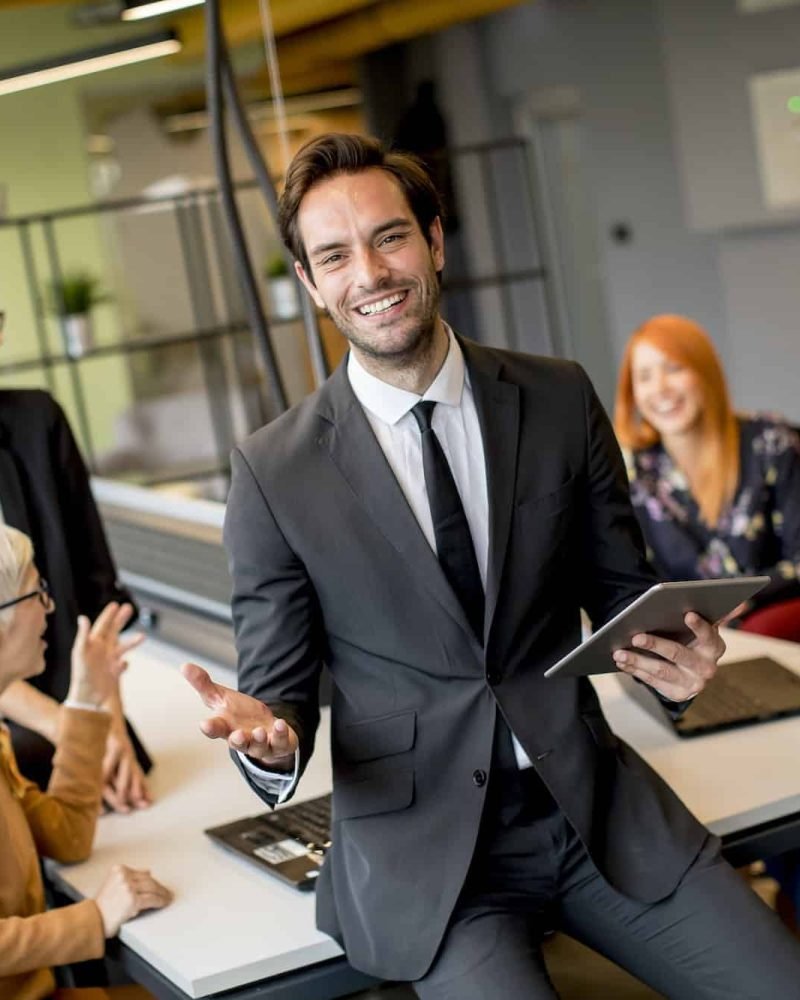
[184,134,800,996]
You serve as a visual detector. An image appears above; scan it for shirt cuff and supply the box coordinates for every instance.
[63,698,108,714]
[237,750,299,803]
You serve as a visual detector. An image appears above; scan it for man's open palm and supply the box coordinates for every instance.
[181,662,297,770]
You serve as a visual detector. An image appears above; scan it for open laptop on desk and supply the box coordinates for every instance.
[205,793,332,891]
[619,656,800,737]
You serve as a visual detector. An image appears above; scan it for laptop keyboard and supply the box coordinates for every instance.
[677,656,800,732]
[681,677,765,726]
[263,794,332,847]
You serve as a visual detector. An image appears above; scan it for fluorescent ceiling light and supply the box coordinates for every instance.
[121,0,204,20]
[164,87,363,133]
[0,30,181,97]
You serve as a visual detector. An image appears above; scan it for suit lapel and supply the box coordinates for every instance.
[461,341,520,638]
[317,364,477,642]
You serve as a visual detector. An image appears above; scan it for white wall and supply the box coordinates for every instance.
[413,0,800,421]
[424,1,728,389]
[719,227,800,422]
[660,0,800,231]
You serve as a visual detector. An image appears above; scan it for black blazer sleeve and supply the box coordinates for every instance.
[46,395,137,623]
[224,447,324,804]
[576,367,658,628]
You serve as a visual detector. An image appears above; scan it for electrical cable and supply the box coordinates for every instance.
[257,0,291,176]
[219,44,329,386]
[205,0,288,414]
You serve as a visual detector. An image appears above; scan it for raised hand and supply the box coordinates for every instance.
[613,611,726,702]
[181,662,297,770]
[67,603,145,709]
[94,863,172,938]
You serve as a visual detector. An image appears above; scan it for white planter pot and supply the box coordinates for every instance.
[267,275,300,321]
[63,313,94,359]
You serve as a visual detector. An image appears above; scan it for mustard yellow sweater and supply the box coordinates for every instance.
[0,707,110,1000]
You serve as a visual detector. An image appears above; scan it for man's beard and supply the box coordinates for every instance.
[330,269,441,368]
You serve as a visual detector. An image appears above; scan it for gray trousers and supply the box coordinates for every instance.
[413,793,800,999]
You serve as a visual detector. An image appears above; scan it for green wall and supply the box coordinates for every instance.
[0,2,181,458]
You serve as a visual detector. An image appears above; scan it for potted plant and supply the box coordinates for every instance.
[48,272,108,359]
[263,252,300,321]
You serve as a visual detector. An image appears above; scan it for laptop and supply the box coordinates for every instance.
[205,793,331,891]
[618,656,800,738]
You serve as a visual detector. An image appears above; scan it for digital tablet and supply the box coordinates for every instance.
[543,576,770,679]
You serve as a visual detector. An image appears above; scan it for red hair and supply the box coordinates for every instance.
[614,314,739,527]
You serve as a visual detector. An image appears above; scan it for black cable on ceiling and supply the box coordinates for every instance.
[205,0,288,415]
[219,44,329,388]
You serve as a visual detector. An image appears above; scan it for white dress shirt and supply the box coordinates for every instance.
[241,327,532,798]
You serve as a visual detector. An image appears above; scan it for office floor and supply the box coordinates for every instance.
[346,873,779,1000]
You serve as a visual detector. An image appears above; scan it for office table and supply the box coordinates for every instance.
[593,627,800,866]
[48,639,374,1000]
[50,630,800,999]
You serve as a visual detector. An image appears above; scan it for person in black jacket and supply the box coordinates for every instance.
[0,383,151,812]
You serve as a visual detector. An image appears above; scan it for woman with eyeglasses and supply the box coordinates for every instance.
[0,524,171,1000]
[0,312,150,813]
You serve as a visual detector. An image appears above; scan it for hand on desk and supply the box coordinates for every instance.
[101,720,152,814]
[612,611,727,702]
[181,662,298,771]
[94,863,173,937]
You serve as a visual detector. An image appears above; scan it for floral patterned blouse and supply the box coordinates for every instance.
[625,416,800,609]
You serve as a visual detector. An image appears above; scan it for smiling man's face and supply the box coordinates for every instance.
[294,167,445,366]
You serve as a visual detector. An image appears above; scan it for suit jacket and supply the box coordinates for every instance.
[0,390,135,703]
[224,340,709,981]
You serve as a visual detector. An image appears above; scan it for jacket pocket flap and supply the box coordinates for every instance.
[337,709,416,763]
[333,767,414,822]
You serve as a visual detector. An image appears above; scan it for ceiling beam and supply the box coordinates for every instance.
[175,0,385,60]
[0,0,84,6]
[273,0,528,77]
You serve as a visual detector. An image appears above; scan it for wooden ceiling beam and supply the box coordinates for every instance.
[273,0,528,77]
[174,0,385,61]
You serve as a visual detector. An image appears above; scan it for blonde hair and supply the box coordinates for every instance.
[0,525,34,628]
[614,314,739,527]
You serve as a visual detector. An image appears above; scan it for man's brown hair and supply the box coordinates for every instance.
[278,133,443,279]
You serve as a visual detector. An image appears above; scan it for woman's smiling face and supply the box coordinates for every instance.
[631,341,705,439]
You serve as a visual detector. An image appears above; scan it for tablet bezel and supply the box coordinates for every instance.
[543,576,770,680]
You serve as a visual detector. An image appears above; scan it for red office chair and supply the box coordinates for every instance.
[737,598,800,644]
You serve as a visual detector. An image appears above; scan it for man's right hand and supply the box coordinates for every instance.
[181,662,298,771]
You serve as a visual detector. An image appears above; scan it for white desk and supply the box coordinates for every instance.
[51,630,800,998]
[592,628,800,842]
[50,640,353,1000]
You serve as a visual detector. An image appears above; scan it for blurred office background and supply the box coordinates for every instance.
[2,0,800,502]
[2,0,800,656]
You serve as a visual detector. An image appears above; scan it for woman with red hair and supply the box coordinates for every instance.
[615,313,800,935]
[615,313,800,613]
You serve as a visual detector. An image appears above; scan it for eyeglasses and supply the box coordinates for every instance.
[0,577,51,612]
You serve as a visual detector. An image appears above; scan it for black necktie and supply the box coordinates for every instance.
[412,401,485,642]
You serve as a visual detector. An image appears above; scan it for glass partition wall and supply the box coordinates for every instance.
[0,137,555,502]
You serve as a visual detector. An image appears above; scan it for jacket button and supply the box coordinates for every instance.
[472,769,487,787]
[486,670,501,686]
